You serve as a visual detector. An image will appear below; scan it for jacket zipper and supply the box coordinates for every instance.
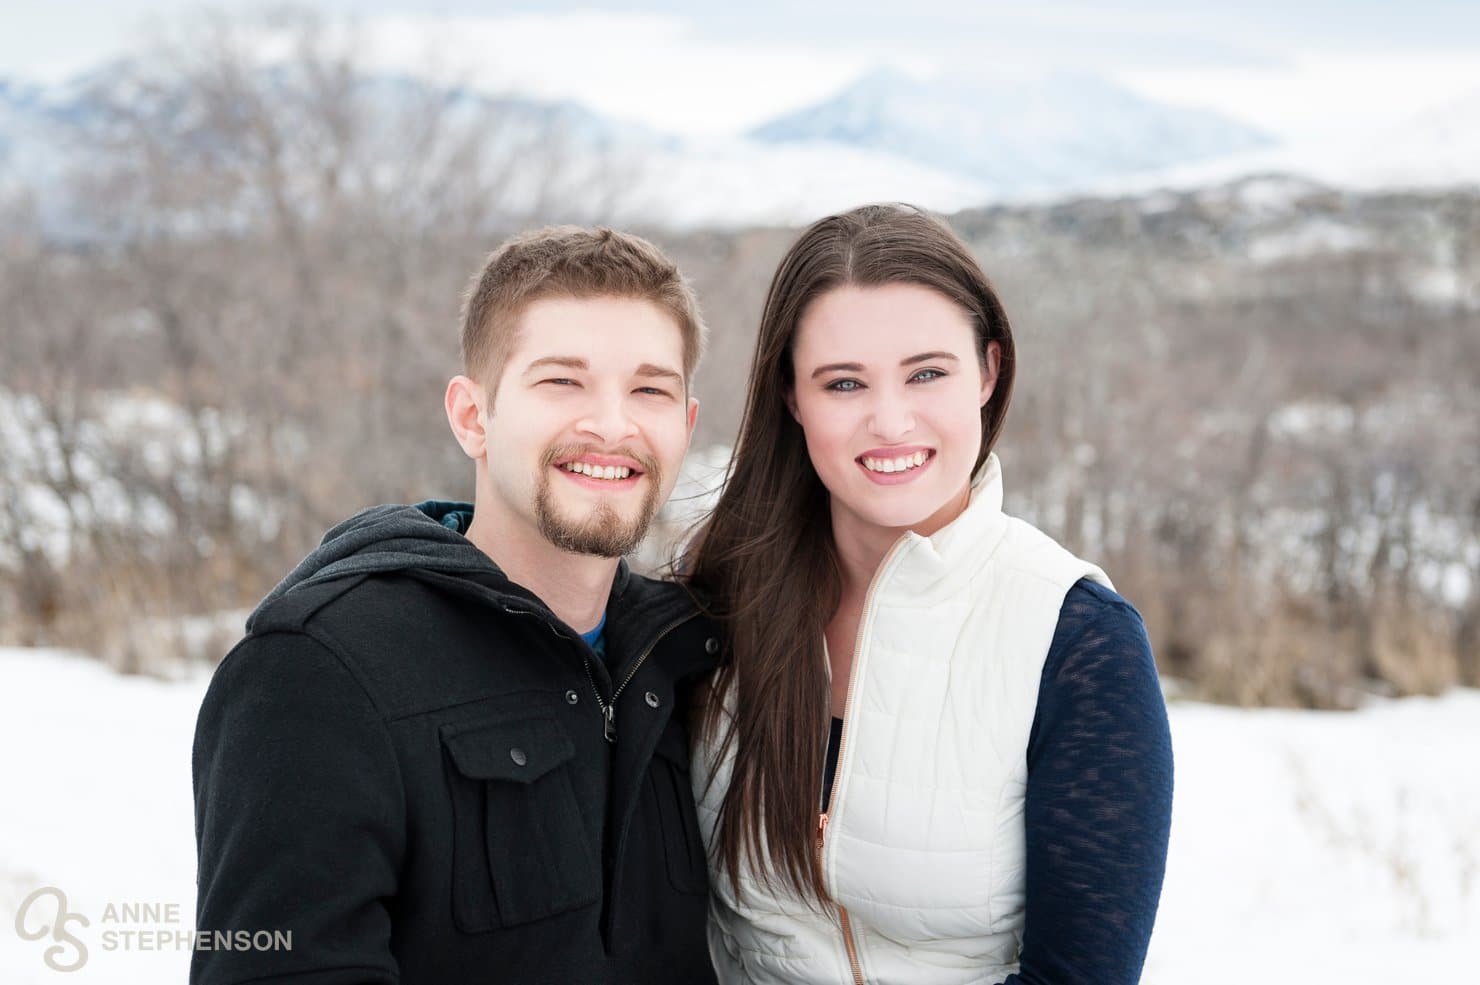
[819,535,912,985]
[509,604,696,743]
[584,611,698,742]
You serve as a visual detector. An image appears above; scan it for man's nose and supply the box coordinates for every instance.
[576,389,640,446]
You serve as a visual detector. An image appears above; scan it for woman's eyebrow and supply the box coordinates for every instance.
[901,351,961,366]
[809,352,961,379]
[810,361,864,379]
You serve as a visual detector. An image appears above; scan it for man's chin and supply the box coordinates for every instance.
[546,528,648,559]
[537,508,652,559]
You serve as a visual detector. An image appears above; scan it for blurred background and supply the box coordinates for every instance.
[2,2,1477,982]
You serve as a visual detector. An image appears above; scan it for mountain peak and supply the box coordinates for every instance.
[748,69,1275,194]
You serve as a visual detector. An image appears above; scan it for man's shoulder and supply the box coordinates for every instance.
[234,569,562,717]
[251,567,497,637]
[246,572,374,636]
[235,572,473,681]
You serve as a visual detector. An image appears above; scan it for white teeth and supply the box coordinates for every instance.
[862,452,930,474]
[562,462,632,480]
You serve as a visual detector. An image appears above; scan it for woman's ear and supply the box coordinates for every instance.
[784,385,800,424]
[979,341,1003,407]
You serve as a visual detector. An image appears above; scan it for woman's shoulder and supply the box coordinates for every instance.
[1058,577,1143,626]
[988,515,1110,591]
[1039,578,1159,708]
[1029,578,1167,762]
[1048,578,1152,667]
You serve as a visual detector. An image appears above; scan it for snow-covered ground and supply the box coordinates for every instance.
[2,646,1477,983]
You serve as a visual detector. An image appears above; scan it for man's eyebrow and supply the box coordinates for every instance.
[635,363,685,386]
[523,356,589,374]
[809,352,962,379]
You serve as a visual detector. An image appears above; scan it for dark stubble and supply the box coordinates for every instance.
[535,444,663,557]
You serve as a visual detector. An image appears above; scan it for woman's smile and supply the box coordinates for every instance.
[856,446,936,484]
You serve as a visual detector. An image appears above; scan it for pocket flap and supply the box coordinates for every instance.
[441,716,575,784]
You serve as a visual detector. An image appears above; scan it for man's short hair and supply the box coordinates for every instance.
[460,225,707,389]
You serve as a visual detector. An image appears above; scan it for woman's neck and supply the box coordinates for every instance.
[830,512,901,599]
[829,479,975,597]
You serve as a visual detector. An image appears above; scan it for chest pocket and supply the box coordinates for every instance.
[441,715,600,932]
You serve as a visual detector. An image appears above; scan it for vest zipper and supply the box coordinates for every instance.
[817,812,866,985]
[819,535,911,985]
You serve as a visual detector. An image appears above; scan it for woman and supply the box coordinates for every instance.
[687,204,1173,984]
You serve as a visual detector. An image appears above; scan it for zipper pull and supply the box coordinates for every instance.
[603,703,617,743]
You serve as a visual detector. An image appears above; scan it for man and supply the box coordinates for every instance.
[192,227,720,984]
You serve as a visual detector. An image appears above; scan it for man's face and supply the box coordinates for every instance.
[480,296,698,558]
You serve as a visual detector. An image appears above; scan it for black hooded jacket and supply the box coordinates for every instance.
[191,502,721,985]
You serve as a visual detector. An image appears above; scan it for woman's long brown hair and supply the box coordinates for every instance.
[686,204,1017,905]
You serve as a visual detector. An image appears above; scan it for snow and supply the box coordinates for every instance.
[1246,218,1373,264]
[0,386,263,569]
[1229,175,1328,215]
[1147,695,1480,982]
[1,649,210,983]
[2,646,1477,983]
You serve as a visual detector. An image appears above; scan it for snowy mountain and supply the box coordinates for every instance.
[0,78,76,195]
[0,60,664,168]
[0,60,667,235]
[748,69,1276,197]
[4,60,1478,232]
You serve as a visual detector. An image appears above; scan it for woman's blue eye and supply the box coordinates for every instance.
[826,379,863,392]
[910,368,946,383]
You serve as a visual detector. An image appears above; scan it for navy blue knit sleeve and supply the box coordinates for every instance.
[1002,579,1173,985]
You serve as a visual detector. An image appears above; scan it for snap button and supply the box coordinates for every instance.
[565,689,579,705]
[509,748,528,767]
[704,637,719,655]
[644,691,661,708]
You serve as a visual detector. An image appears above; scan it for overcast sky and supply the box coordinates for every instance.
[5,1,1480,141]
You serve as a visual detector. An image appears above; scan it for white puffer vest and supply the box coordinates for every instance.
[693,454,1110,985]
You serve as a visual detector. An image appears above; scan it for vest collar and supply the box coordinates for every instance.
[873,452,1013,603]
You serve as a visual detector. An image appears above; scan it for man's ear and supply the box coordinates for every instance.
[979,341,1003,407]
[445,375,488,459]
[686,396,700,441]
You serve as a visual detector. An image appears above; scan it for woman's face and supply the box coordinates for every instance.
[789,283,999,540]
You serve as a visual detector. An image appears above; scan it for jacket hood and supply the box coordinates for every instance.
[250,499,707,651]
[247,500,506,632]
